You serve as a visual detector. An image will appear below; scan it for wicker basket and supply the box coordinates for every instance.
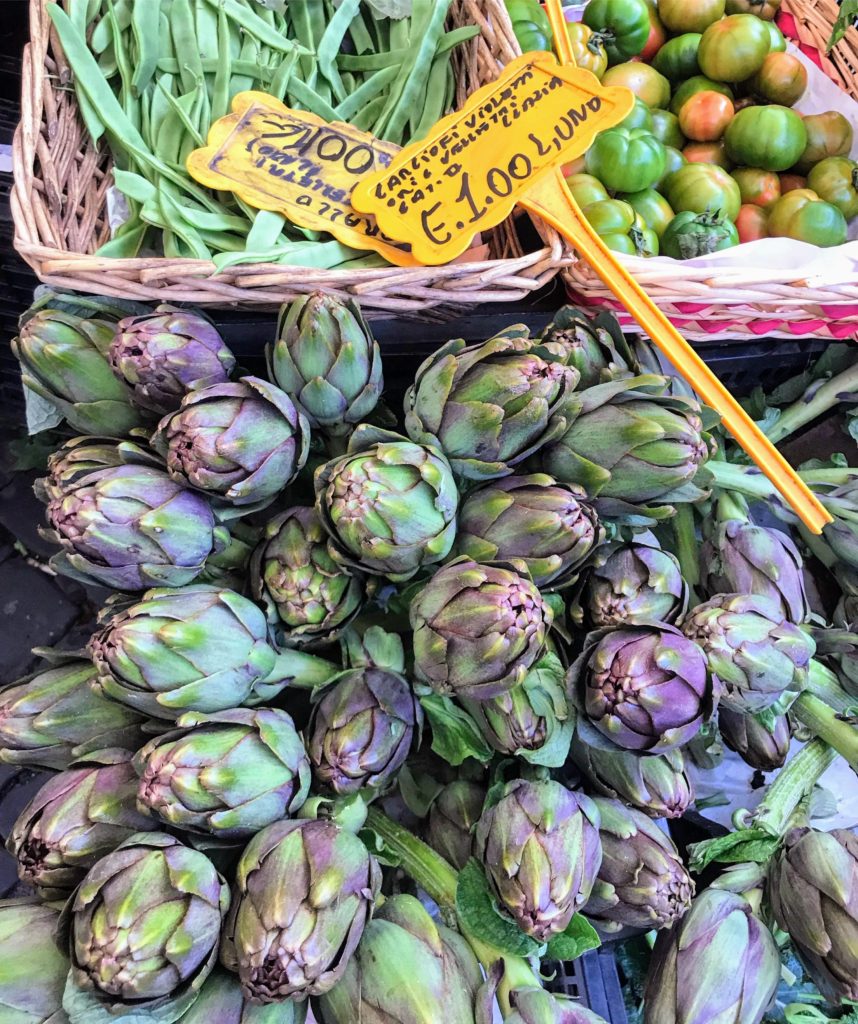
[564,0,858,342]
[12,0,565,314]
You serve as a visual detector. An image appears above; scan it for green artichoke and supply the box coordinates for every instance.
[251,507,366,647]
[643,889,780,1024]
[569,624,714,753]
[539,305,634,390]
[314,425,458,581]
[682,593,816,713]
[455,474,603,589]
[475,778,602,942]
[308,668,422,795]
[34,434,161,504]
[404,326,580,480]
[134,708,311,838]
[12,309,141,436]
[426,779,485,870]
[768,827,858,1004]
[270,292,382,436]
[152,377,309,512]
[0,656,145,770]
[477,965,609,1024]
[8,749,157,900]
[410,559,552,700]
[221,818,380,1001]
[584,798,694,933]
[718,707,790,771]
[197,520,260,591]
[315,894,482,1024]
[61,833,229,1019]
[0,899,70,1024]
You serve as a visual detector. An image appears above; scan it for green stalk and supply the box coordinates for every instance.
[791,692,858,771]
[671,504,701,600]
[716,490,751,523]
[807,659,858,716]
[766,362,858,445]
[752,737,838,836]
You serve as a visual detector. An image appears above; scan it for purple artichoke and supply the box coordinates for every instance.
[426,780,485,870]
[718,707,790,771]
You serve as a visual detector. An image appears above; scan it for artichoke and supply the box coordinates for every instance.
[134,708,311,839]
[41,463,225,590]
[35,434,161,504]
[62,833,229,1019]
[0,656,145,770]
[718,707,791,771]
[314,425,458,581]
[152,377,309,512]
[8,749,157,900]
[12,309,140,436]
[270,292,382,436]
[308,668,422,795]
[426,779,485,870]
[197,520,260,591]
[315,894,482,1024]
[584,798,694,933]
[109,305,235,414]
[251,507,366,647]
[703,519,809,624]
[220,818,380,1001]
[768,826,858,1003]
[643,889,780,1024]
[455,474,603,590]
[569,624,714,753]
[0,899,70,1024]
[493,988,608,1024]
[682,593,815,713]
[474,778,602,942]
[411,559,552,700]
[539,305,634,390]
[180,969,306,1024]
[404,326,580,480]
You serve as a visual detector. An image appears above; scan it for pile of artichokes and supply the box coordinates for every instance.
[3,288,858,1024]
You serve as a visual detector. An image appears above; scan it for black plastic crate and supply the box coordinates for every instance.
[548,948,629,1023]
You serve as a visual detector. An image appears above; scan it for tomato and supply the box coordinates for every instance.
[683,141,733,170]
[666,162,742,220]
[733,97,758,112]
[732,167,781,209]
[679,92,735,142]
[725,106,808,172]
[807,157,858,220]
[566,23,609,79]
[763,21,787,52]
[768,192,848,247]
[736,204,770,242]
[583,0,651,63]
[651,108,685,149]
[725,0,781,18]
[780,173,807,194]
[602,61,671,109]
[796,111,854,173]
[661,210,740,258]
[619,96,655,132]
[585,128,667,193]
[670,77,734,116]
[566,172,611,209]
[583,199,660,256]
[653,33,702,82]
[658,0,725,34]
[640,3,667,61]
[504,0,552,52]
[699,15,772,83]
[620,188,676,237]
[749,52,808,107]
[656,147,688,192]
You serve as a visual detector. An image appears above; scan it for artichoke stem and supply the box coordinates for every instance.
[807,659,857,715]
[671,504,701,596]
[791,693,858,772]
[752,737,838,836]
[797,524,837,569]
[766,362,858,444]
[264,649,341,689]
[715,490,750,524]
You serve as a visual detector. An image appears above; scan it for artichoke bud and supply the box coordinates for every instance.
[539,305,635,390]
[718,707,790,771]
[426,780,486,870]
[0,899,70,1024]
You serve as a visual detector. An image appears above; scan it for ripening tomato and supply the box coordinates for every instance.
[749,52,808,107]
[640,2,667,61]
[698,15,772,83]
[768,192,848,247]
[725,106,808,172]
[667,162,742,221]
[780,173,807,194]
[658,0,725,34]
[807,157,858,220]
[653,33,702,82]
[796,111,855,173]
[670,77,734,116]
[651,109,686,149]
[566,172,611,210]
[566,23,609,79]
[583,0,652,64]
[683,141,733,171]
[679,92,735,143]
[736,204,770,242]
[602,62,671,109]
[620,188,677,238]
[732,167,781,209]
[726,0,781,19]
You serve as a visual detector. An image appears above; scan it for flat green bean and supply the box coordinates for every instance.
[338,49,408,71]
[385,0,452,144]
[170,0,203,94]
[347,9,375,55]
[246,210,287,251]
[286,76,339,122]
[210,4,232,121]
[131,0,160,96]
[199,0,311,56]
[436,24,481,55]
[156,79,205,148]
[316,0,361,103]
[229,35,261,94]
[95,221,149,258]
[351,94,386,132]
[335,63,400,124]
[269,48,299,103]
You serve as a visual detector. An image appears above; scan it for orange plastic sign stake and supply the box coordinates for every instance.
[187,92,418,268]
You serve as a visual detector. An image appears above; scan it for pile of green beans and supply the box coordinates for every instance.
[49,0,478,267]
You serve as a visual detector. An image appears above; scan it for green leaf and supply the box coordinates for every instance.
[688,829,781,873]
[63,968,202,1024]
[455,859,542,958]
[420,694,493,766]
[828,0,858,49]
[546,914,601,961]
[358,827,402,868]
[397,764,444,819]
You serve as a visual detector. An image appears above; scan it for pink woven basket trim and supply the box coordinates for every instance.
[820,303,858,318]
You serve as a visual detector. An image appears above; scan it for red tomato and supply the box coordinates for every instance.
[736,204,770,242]
[780,173,807,194]
[684,141,733,171]
[679,92,735,143]
[641,3,667,61]
[732,168,781,209]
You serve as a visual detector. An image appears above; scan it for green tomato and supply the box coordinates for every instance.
[585,127,667,193]
[583,198,659,256]
[651,109,685,149]
[725,106,808,172]
[656,147,689,193]
[654,33,702,82]
[566,172,611,209]
[505,0,552,52]
[602,61,671,109]
[659,0,725,34]
[619,96,656,132]
[670,76,734,116]
[661,210,740,259]
[807,157,858,220]
[666,162,742,221]
[768,192,848,247]
[698,14,772,82]
[620,188,676,238]
[583,0,651,64]
[796,111,854,174]
[764,21,787,52]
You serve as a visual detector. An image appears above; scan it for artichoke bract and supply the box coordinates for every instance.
[0,656,145,770]
[316,894,482,1024]
[682,593,816,713]
[719,707,791,771]
[497,988,608,1024]
[703,519,810,624]
[109,305,236,415]
[426,779,485,870]
[455,474,603,590]
[584,798,694,934]
[12,309,141,436]
[643,889,780,1024]
[182,969,306,1024]
[8,749,157,900]
[134,708,311,839]
[404,326,580,481]
[0,899,70,1024]
[314,425,458,581]
[411,560,552,700]
[42,463,224,590]
[570,624,714,753]
[251,507,366,647]
[475,778,602,942]
[221,818,380,1002]
[270,292,382,437]
[768,827,858,1003]
[152,377,309,512]
[62,833,229,1019]
[35,434,162,504]
[539,305,634,390]
[308,668,421,795]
